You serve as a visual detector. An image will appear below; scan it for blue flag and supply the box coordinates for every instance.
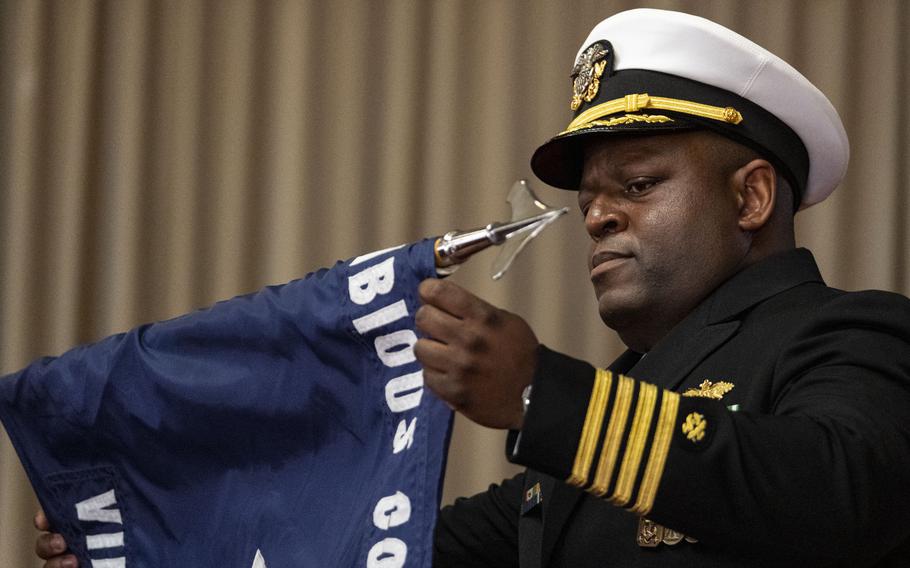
[0,239,452,567]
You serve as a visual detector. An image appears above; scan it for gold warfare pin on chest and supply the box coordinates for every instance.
[683,379,734,400]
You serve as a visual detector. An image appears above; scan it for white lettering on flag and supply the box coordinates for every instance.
[252,549,267,568]
[349,257,396,305]
[372,491,412,530]
[76,490,122,524]
[86,532,124,550]
[392,418,417,454]
[353,300,409,334]
[366,538,407,568]
[348,246,430,566]
[374,330,418,367]
[90,559,125,568]
[385,371,424,412]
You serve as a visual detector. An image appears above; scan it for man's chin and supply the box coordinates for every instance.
[596,291,647,332]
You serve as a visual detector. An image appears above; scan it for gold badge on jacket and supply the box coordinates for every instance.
[637,517,698,547]
[681,412,707,443]
[683,379,734,400]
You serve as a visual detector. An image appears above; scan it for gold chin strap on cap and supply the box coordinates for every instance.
[563,93,743,134]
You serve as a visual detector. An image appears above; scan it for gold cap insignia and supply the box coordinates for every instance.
[681,412,706,443]
[571,42,610,111]
[683,380,734,400]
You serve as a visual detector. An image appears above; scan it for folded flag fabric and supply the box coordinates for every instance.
[0,238,452,567]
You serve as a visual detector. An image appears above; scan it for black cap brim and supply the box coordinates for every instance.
[530,119,695,190]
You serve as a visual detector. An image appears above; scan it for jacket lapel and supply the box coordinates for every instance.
[537,478,581,567]
[519,470,555,568]
[626,309,740,391]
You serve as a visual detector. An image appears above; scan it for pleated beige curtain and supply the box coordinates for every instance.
[1,0,907,564]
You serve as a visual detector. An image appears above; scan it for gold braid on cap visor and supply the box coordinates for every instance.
[561,93,743,135]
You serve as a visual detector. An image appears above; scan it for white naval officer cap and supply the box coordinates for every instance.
[531,8,850,210]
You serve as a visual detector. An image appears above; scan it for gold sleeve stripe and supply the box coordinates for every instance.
[609,382,658,506]
[629,391,680,515]
[564,93,743,134]
[588,375,635,497]
[566,369,613,487]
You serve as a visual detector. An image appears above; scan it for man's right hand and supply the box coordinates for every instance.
[34,509,78,568]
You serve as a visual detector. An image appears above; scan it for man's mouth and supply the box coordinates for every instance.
[590,250,633,279]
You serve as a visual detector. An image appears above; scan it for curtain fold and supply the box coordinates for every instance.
[2,1,907,564]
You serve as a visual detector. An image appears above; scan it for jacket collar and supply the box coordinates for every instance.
[627,247,823,390]
[704,247,823,324]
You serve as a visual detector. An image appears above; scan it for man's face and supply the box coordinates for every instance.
[577,131,750,349]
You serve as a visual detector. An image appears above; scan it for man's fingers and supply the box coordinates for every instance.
[423,370,467,410]
[34,509,50,531]
[414,337,455,373]
[43,555,78,568]
[418,279,494,321]
[35,532,67,559]
[415,303,467,344]
[416,343,467,408]
[35,509,77,567]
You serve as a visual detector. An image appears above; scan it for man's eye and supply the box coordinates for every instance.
[626,178,658,194]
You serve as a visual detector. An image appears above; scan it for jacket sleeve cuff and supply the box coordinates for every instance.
[507,345,720,517]
[506,345,598,478]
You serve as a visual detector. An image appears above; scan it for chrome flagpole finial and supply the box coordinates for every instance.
[435,180,569,280]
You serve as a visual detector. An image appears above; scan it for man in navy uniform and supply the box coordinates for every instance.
[36,8,910,567]
[419,8,910,567]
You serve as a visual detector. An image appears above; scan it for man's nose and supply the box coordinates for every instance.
[584,200,629,240]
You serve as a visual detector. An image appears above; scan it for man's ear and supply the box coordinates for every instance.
[734,159,776,231]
